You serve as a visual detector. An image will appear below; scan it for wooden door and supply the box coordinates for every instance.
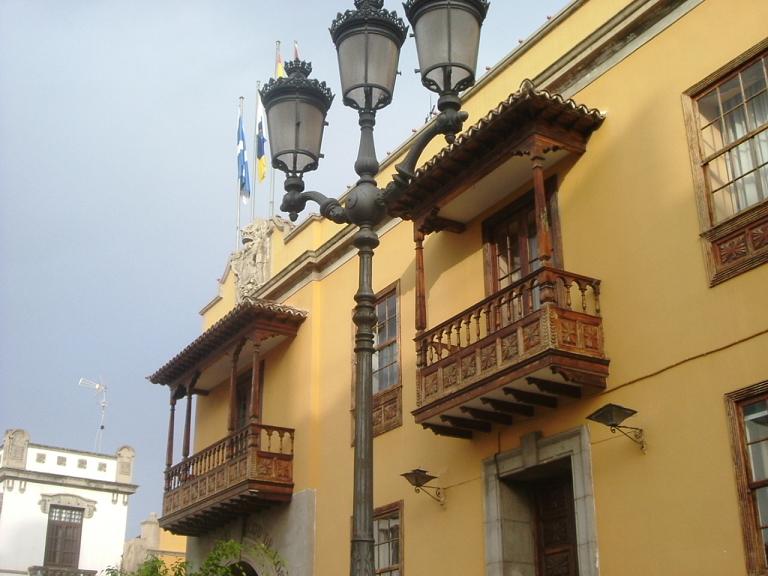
[533,476,579,576]
[44,506,83,568]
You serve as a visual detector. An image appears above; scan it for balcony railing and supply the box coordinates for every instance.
[414,267,608,436]
[161,422,294,534]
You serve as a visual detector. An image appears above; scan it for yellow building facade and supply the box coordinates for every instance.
[149,1,768,575]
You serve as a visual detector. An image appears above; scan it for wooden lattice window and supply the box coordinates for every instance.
[684,41,768,284]
[44,505,84,568]
[374,502,402,576]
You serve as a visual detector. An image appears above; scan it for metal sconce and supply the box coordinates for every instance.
[401,468,446,505]
[586,403,646,453]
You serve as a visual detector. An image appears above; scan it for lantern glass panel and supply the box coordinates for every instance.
[297,99,325,168]
[266,98,326,174]
[337,30,401,109]
[414,4,481,93]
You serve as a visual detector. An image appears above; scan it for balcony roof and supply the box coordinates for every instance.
[387,80,605,229]
[148,299,307,386]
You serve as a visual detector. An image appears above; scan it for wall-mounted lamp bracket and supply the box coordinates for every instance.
[610,424,647,453]
[587,403,647,453]
[401,468,446,506]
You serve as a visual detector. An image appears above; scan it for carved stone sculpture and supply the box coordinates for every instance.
[232,219,274,302]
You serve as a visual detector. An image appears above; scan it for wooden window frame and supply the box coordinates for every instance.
[44,505,84,568]
[727,380,768,575]
[351,282,403,439]
[372,283,402,436]
[481,176,563,296]
[683,39,768,286]
[373,500,404,576]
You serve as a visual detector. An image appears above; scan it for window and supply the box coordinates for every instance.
[77,459,87,469]
[56,456,66,466]
[352,285,402,438]
[44,505,84,568]
[695,53,768,223]
[374,502,402,576]
[235,368,253,430]
[727,381,768,575]
[36,453,46,463]
[373,290,399,394]
[482,180,562,325]
[372,287,402,436]
[685,42,768,284]
[97,462,107,472]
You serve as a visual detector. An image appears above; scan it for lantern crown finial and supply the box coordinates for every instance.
[284,59,313,79]
[260,60,334,112]
[330,1,408,45]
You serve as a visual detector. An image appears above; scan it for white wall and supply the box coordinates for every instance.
[0,437,134,575]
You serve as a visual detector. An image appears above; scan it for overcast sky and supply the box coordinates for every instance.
[0,0,571,540]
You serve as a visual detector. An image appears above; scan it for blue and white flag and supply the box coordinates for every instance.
[237,110,251,203]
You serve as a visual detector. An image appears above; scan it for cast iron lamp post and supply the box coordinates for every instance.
[260,1,489,574]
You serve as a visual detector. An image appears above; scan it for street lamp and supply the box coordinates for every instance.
[260,1,489,573]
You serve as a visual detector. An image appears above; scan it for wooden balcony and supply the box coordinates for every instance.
[160,423,294,535]
[414,267,609,438]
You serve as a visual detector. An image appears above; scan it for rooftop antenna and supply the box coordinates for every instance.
[78,377,108,452]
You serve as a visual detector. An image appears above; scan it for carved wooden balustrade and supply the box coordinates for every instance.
[414,267,609,437]
[160,422,294,534]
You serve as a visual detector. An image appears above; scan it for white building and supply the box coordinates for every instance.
[0,429,136,576]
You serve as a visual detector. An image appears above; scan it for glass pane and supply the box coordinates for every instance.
[742,59,767,99]
[733,171,761,210]
[700,119,724,157]
[448,7,480,89]
[728,140,756,179]
[415,8,449,92]
[720,75,744,113]
[386,318,396,341]
[749,440,768,481]
[756,487,768,527]
[745,402,768,443]
[387,294,396,318]
[698,89,721,125]
[747,92,768,132]
[724,105,748,144]
[712,185,737,222]
[708,153,732,190]
[756,130,768,165]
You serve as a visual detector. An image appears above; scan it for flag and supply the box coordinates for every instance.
[237,107,251,203]
[256,92,267,182]
[293,40,301,61]
[276,42,286,78]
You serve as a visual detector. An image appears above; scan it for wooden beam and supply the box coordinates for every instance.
[414,226,427,332]
[440,415,492,433]
[504,387,558,408]
[481,397,535,417]
[527,377,581,398]
[422,423,473,440]
[460,406,515,425]
[165,394,176,470]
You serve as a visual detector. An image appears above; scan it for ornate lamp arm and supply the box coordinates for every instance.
[280,176,350,225]
[383,106,468,204]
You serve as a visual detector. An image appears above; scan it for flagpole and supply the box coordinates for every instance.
[251,82,260,223]
[269,41,282,218]
[237,96,244,249]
